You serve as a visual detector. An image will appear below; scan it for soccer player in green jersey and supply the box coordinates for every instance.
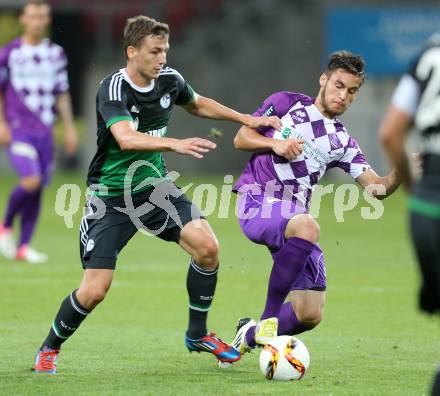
[33,15,281,373]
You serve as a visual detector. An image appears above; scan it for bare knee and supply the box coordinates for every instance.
[193,239,219,270]
[77,280,112,310]
[285,214,320,243]
[296,307,324,329]
[77,287,109,310]
[21,176,42,192]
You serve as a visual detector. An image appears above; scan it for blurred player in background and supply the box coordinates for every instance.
[32,15,280,374]
[380,31,440,396]
[0,0,78,263]
[228,51,401,360]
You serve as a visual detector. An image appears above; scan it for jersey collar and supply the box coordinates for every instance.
[120,68,155,93]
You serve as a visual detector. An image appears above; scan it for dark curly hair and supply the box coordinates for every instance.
[326,50,366,84]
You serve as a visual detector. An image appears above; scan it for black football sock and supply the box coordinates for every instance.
[186,259,218,339]
[432,366,440,396]
[41,289,90,349]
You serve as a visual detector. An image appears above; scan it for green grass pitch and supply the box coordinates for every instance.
[0,172,438,395]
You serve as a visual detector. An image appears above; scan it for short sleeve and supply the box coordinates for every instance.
[391,74,420,117]
[175,71,195,105]
[252,91,294,134]
[97,75,132,129]
[53,46,69,95]
[336,136,371,179]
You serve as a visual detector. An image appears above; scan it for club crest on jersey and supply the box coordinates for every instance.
[130,105,139,113]
[160,93,171,108]
[291,109,307,123]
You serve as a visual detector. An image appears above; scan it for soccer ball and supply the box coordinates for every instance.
[259,336,310,381]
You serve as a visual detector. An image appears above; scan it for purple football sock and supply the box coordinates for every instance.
[278,302,308,335]
[261,237,315,319]
[19,190,42,247]
[3,185,29,228]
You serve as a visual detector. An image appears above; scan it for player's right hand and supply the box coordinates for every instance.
[245,115,282,131]
[171,137,217,159]
[272,138,304,161]
[0,122,11,145]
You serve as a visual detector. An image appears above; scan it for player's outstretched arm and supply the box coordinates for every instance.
[356,168,401,200]
[110,120,216,159]
[234,125,303,161]
[379,104,414,191]
[56,92,78,155]
[183,95,282,130]
[0,93,11,145]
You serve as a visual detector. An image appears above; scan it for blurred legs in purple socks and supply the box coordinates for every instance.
[19,190,42,246]
[3,185,42,247]
[4,185,29,228]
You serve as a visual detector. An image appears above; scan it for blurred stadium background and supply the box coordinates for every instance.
[1,0,440,176]
[1,1,440,395]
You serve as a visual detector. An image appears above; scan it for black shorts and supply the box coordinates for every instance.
[79,181,203,270]
[409,187,440,314]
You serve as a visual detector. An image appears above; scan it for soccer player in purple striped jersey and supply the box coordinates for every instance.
[0,0,78,264]
[228,51,402,357]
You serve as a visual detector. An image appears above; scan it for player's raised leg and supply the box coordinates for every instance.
[34,269,114,374]
[232,194,324,354]
[262,214,320,319]
[179,219,240,363]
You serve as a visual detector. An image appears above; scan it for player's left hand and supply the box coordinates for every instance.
[244,115,282,131]
[64,127,78,156]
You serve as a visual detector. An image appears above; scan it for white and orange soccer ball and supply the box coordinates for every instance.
[259,336,310,381]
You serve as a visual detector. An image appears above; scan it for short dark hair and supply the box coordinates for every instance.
[326,50,366,83]
[123,15,169,56]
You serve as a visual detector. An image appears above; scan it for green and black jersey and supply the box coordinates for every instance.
[87,66,195,196]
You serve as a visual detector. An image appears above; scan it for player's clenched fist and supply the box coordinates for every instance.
[244,115,282,131]
[272,138,304,161]
[171,137,217,159]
